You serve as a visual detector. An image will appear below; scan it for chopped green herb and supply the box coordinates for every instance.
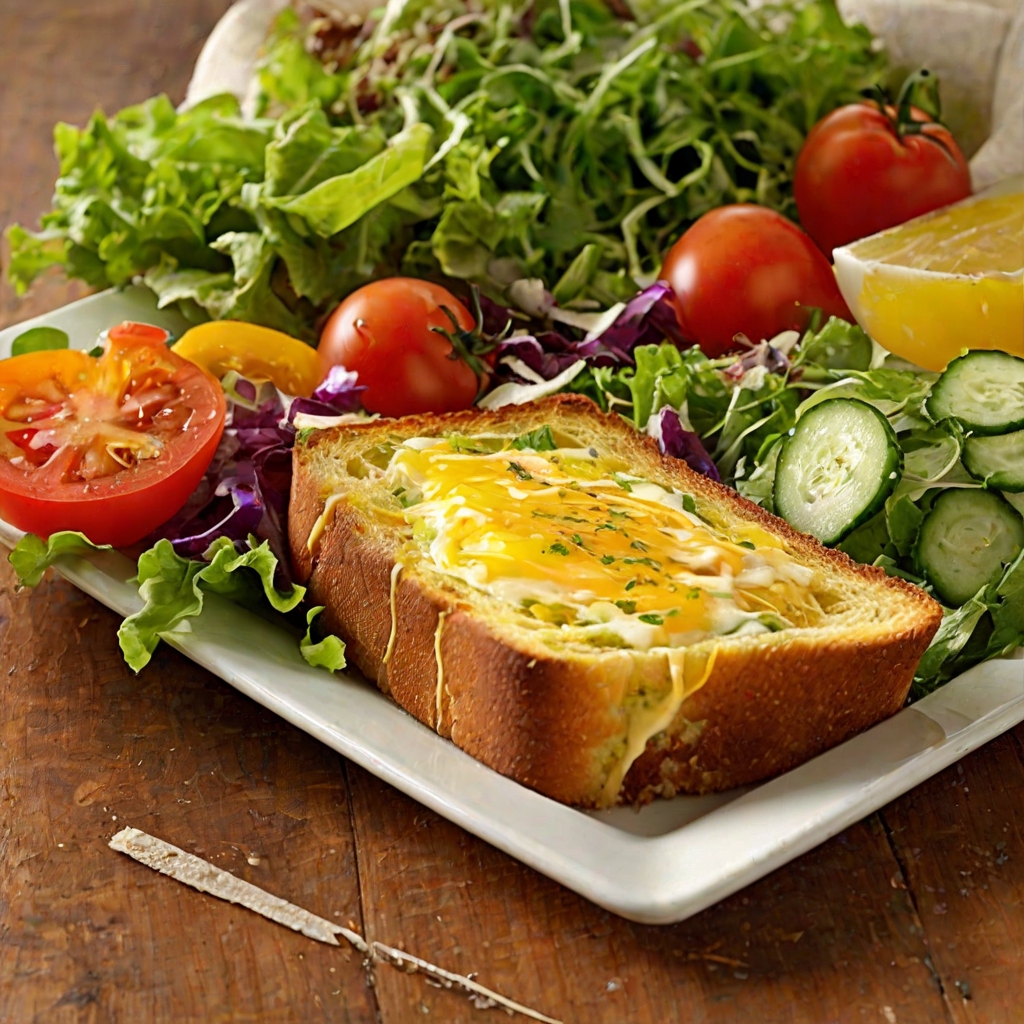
[547,542,570,556]
[615,600,637,614]
[600,555,616,565]
[682,495,698,514]
[686,587,702,600]
[295,427,316,444]
[623,556,662,571]
[571,534,585,547]
[638,613,663,625]
[531,509,557,519]
[595,523,617,532]
[612,474,634,492]
[630,540,648,552]
[511,426,557,452]
[737,540,756,550]
[625,579,637,591]
[508,461,533,481]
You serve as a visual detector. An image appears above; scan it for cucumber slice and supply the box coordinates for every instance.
[963,430,1024,491]
[914,490,1024,606]
[774,398,902,545]
[927,351,1024,435]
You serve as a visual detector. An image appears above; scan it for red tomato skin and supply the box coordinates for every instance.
[0,346,225,545]
[318,278,478,417]
[660,205,853,357]
[794,103,972,257]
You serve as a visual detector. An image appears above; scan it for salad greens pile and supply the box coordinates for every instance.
[563,318,1024,695]
[7,0,883,338]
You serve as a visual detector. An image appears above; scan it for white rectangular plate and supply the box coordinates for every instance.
[3,289,1022,925]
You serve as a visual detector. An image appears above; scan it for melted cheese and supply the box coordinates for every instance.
[307,493,345,553]
[601,647,718,803]
[434,609,449,732]
[383,563,402,665]
[385,438,818,648]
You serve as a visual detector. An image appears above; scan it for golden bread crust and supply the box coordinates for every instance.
[289,394,943,808]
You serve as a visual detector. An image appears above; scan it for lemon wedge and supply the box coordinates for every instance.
[834,177,1024,371]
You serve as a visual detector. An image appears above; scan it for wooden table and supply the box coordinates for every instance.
[2,3,1023,1020]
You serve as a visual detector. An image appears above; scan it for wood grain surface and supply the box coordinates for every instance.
[1,3,1023,1022]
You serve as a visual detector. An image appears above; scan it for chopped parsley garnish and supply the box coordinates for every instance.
[623,556,661,571]
[531,509,556,519]
[571,534,585,547]
[595,523,618,532]
[562,515,587,523]
[615,600,637,614]
[508,461,533,481]
[625,579,637,591]
[737,540,756,549]
[686,587,702,600]
[630,539,648,552]
[547,542,570,556]
[511,426,557,452]
[638,613,663,625]
[612,474,634,492]
[600,555,616,565]
[609,509,632,520]
[295,427,315,444]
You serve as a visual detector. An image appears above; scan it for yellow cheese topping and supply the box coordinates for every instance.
[384,436,820,650]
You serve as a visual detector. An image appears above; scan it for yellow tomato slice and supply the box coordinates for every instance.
[171,321,322,397]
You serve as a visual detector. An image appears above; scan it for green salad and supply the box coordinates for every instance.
[8,0,882,338]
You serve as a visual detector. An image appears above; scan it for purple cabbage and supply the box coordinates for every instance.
[494,281,687,382]
[648,407,720,482]
[288,366,366,422]
[149,371,366,581]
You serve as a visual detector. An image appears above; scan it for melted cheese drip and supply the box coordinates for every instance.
[434,609,449,732]
[602,648,718,803]
[385,439,817,647]
[383,563,402,665]
[307,493,345,553]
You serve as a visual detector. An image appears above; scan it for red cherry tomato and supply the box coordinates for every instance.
[318,278,478,418]
[794,102,972,257]
[659,205,853,357]
[0,323,226,544]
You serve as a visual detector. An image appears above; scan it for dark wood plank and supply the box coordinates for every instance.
[881,727,1024,1021]
[347,763,952,1023]
[0,563,378,1021]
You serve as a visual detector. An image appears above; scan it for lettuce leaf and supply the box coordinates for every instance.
[299,606,347,672]
[9,531,345,675]
[8,531,111,587]
[118,537,305,671]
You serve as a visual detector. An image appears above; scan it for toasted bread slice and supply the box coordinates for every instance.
[289,395,942,808]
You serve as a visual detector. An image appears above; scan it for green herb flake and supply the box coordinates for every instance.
[600,554,616,565]
[511,426,557,452]
[612,474,634,492]
[615,599,637,614]
[547,542,570,556]
[625,579,637,591]
[630,539,648,552]
[508,461,533,481]
[737,540,756,550]
[638,613,663,625]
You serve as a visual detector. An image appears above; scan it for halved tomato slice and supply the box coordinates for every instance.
[0,322,226,544]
